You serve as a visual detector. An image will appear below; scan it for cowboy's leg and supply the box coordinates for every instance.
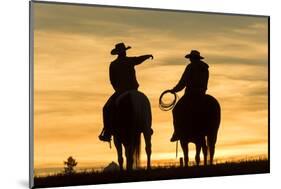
[100,92,119,141]
[99,102,112,141]
[102,100,111,131]
[108,92,120,133]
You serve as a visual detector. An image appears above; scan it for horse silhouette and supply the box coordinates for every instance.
[174,94,221,166]
[112,90,152,171]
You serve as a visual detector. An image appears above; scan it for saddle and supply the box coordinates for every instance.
[115,90,136,107]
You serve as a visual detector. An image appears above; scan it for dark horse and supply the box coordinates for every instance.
[173,94,221,166]
[112,90,152,171]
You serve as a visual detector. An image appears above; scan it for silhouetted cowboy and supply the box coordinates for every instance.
[99,42,153,142]
[170,50,209,142]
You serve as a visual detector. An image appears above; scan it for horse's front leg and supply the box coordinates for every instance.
[125,145,133,171]
[195,141,202,166]
[144,131,152,170]
[113,136,123,171]
[180,140,189,167]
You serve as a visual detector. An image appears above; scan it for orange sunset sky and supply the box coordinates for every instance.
[32,2,268,170]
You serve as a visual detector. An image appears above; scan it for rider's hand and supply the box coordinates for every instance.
[170,89,175,93]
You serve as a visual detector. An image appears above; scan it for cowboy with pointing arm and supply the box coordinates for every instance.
[99,42,153,142]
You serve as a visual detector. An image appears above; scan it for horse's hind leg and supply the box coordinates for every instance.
[144,132,152,170]
[202,138,208,166]
[113,137,123,171]
[207,134,217,165]
[195,142,202,166]
[125,145,133,171]
[209,144,215,165]
[196,138,208,166]
[180,140,189,167]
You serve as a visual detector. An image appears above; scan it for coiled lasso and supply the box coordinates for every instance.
[159,90,178,111]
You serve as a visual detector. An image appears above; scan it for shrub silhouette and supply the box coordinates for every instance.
[64,156,78,175]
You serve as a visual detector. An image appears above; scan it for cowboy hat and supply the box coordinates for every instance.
[111,42,131,55]
[185,50,204,59]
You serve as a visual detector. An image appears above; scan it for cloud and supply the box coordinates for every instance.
[33,2,268,168]
[34,2,268,40]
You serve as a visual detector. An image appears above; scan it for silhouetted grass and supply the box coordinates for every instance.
[33,159,269,188]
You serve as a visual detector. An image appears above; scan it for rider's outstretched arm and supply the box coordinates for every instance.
[130,55,153,65]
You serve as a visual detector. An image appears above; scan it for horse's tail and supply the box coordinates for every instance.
[205,95,221,164]
[133,132,141,168]
[131,91,151,169]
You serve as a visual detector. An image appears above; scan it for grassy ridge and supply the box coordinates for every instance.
[34,160,269,188]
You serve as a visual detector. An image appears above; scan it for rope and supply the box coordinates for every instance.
[159,90,178,111]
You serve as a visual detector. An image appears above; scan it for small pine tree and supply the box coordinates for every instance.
[64,156,78,175]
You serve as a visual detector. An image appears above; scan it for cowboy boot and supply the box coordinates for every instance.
[98,129,111,142]
[170,132,179,142]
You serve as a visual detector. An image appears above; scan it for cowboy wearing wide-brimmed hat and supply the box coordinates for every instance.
[99,42,153,142]
[184,50,204,59]
[170,50,209,142]
[110,42,131,55]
